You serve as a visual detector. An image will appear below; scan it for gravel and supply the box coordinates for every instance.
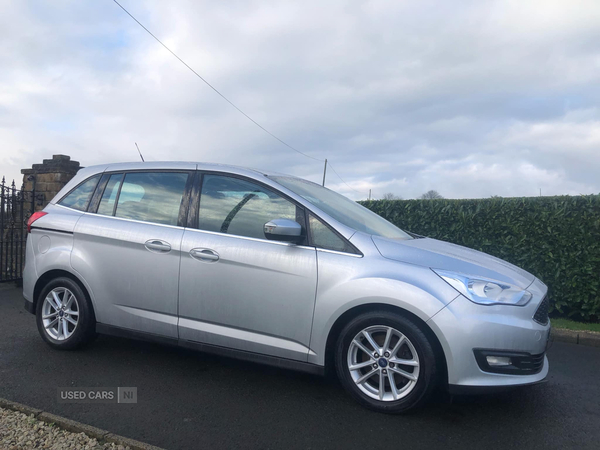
[0,407,130,450]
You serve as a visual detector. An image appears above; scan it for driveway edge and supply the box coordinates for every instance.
[0,397,164,450]
[552,328,600,347]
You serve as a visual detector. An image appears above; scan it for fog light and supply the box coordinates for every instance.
[486,355,512,366]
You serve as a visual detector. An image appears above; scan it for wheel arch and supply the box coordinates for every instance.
[33,269,95,320]
[323,303,448,386]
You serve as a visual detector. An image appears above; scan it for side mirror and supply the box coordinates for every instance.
[264,218,303,243]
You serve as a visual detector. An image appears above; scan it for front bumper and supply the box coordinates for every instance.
[447,378,547,395]
[427,277,550,388]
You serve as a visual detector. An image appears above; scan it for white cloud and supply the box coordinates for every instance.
[1,0,600,200]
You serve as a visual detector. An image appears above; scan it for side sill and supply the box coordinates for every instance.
[96,323,178,347]
[448,378,547,396]
[178,339,325,376]
[95,323,325,377]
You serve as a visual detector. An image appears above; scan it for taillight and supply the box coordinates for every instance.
[27,211,48,233]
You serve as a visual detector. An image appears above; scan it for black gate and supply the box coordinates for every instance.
[0,176,44,283]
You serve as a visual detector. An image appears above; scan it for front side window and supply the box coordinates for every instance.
[309,214,351,252]
[114,172,188,226]
[59,175,101,211]
[270,176,413,240]
[198,175,296,240]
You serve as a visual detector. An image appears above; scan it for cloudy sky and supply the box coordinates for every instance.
[1,0,599,200]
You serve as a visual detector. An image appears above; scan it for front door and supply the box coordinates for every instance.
[178,174,317,361]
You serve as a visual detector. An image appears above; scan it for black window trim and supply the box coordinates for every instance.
[191,170,361,255]
[186,171,202,230]
[179,171,197,228]
[109,173,126,217]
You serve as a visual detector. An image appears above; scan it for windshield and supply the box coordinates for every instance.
[270,176,413,240]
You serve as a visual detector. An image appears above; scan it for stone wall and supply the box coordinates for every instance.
[21,155,81,211]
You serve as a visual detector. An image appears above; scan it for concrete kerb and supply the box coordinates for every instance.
[0,397,165,450]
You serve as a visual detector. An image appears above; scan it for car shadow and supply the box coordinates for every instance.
[88,333,552,420]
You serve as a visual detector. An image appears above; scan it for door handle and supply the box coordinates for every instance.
[145,240,172,253]
[190,248,220,262]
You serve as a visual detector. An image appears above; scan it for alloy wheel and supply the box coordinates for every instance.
[347,325,420,401]
[41,287,79,341]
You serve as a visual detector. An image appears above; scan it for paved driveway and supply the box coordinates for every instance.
[1,284,599,450]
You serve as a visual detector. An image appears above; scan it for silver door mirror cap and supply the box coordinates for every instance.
[264,218,303,243]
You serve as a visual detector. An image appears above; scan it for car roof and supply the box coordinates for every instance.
[81,161,297,180]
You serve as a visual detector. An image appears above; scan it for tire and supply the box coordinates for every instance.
[335,310,437,414]
[35,277,96,350]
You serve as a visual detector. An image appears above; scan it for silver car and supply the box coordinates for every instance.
[23,162,550,413]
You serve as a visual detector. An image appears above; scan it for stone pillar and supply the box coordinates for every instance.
[21,155,81,211]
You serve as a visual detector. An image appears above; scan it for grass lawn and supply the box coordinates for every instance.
[551,317,600,333]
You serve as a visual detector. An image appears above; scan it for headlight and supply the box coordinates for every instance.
[432,269,532,306]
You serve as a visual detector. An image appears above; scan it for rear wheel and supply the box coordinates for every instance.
[36,277,96,350]
[335,310,437,413]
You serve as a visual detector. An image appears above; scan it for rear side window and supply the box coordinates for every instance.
[59,175,101,211]
[114,172,189,226]
[198,175,296,239]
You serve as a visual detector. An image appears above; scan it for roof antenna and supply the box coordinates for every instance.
[135,142,145,162]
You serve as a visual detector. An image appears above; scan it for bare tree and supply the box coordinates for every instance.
[382,192,402,200]
[420,190,443,199]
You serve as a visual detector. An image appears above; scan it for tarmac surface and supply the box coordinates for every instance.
[1,284,599,449]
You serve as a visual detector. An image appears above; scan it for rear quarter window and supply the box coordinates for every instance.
[58,175,101,211]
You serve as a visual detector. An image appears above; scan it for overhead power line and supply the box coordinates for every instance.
[113,0,321,162]
[112,0,367,195]
[328,163,363,194]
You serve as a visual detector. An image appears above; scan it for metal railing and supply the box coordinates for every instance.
[0,176,44,283]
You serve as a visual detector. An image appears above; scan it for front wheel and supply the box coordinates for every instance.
[36,277,96,350]
[335,310,437,414]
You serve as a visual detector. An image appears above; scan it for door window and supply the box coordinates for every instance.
[198,175,296,239]
[114,172,189,226]
[58,175,101,211]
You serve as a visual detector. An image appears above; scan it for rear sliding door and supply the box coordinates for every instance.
[71,169,194,338]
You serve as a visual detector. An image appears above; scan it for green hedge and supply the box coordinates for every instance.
[360,195,600,321]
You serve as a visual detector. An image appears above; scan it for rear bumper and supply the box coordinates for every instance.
[428,277,551,388]
[24,299,36,315]
[22,235,36,303]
